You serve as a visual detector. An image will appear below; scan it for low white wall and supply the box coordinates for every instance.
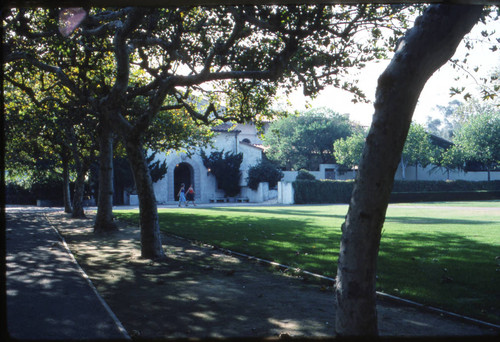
[394,165,500,182]
[278,181,294,204]
[241,182,276,202]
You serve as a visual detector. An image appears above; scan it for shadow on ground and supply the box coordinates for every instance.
[44,210,497,339]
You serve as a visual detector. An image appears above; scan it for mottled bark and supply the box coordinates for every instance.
[94,118,118,233]
[335,4,483,336]
[62,155,72,214]
[124,135,165,260]
[71,166,87,218]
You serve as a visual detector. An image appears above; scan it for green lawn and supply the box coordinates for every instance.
[115,201,500,324]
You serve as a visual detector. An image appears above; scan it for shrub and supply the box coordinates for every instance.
[296,169,316,180]
[293,179,354,204]
[5,182,35,204]
[247,159,284,190]
[293,179,500,204]
[201,150,243,197]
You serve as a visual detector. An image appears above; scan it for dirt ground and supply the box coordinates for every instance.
[44,210,498,339]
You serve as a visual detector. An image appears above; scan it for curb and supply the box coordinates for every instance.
[163,232,500,332]
[43,213,131,340]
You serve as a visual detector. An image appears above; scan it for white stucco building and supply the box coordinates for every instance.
[131,123,498,206]
[151,122,266,204]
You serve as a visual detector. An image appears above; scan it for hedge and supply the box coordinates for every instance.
[293,179,500,204]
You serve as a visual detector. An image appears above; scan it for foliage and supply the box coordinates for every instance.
[425,100,463,140]
[293,179,500,204]
[453,109,500,173]
[5,182,35,205]
[438,145,466,173]
[333,132,367,169]
[201,150,243,197]
[146,152,168,184]
[402,123,438,169]
[296,169,316,180]
[246,159,284,191]
[293,179,354,204]
[263,108,356,170]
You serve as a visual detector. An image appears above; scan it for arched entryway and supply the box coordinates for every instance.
[174,162,193,201]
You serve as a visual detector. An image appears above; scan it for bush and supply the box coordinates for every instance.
[293,179,354,204]
[296,169,316,180]
[247,159,284,191]
[5,182,35,205]
[392,180,500,192]
[293,179,500,204]
[201,150,243,197]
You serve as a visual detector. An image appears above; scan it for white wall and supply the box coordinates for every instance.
[278,181,294,205]
[151,123,265,203]
[281,163,500,184]
[394,164,500,182]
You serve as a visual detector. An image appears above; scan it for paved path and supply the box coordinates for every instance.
[5,207,130,340]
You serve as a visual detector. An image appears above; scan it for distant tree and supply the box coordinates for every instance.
[400,123,438,180]
[438,145,466,179]
[425,99,462,140]
[333,132,367,171]
[247,159,283,190]
[453,109,500,180]
[264,108,356,171]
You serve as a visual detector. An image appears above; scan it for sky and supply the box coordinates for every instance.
[276,15,500,128]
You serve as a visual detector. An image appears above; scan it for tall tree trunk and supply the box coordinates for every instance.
[72,165,87,218]
[124,135,165,260]
[335,4,483,336]
[62,155,73,214]
[94,118,118,233]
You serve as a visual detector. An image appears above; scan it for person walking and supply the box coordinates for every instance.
[178,183,187,207]
[186,184,196,206]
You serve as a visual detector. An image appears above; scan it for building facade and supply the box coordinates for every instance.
[151,122,266,204]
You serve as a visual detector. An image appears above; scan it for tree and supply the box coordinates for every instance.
[400,123,438,180]
[264,108,356,170]
[335,4,484,335]
[425,99,462,140]
[201,150,243,197]
[247,158,283,190]
[29,4,409,259]
[3,8,118,225]
[453,109,500,181]
[3,59,99,217]
[333,131,366,171]
[439,144,466,179]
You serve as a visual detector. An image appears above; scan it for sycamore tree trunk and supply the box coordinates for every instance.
[335,4,483,336]
[94,118,118,233]
[62,155,73,214]
[124,135,165,260]
[72,165,87,218]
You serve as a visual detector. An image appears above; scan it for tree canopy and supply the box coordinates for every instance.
[333,131,367,171]
[453,108,500,179]
[4,4,416,258]
[264,108,359,170]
